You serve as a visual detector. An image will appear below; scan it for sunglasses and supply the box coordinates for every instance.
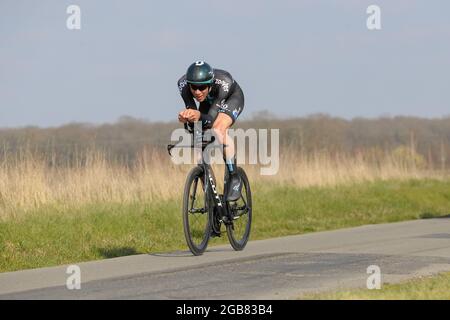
[190,84,210,91]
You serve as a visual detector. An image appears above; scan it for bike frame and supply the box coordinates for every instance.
[201,161,230,224]
[169,124,251,254]
[168,128,231,223]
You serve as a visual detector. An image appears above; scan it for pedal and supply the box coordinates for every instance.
[221,215,233,225]
[210,231,221,238]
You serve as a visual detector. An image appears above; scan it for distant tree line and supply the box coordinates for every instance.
[1,113,449,169]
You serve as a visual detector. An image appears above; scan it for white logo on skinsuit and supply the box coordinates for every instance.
[217,99,228,110]
[232,107,241,119]
[215,79,230,92]
[178,80,187,93]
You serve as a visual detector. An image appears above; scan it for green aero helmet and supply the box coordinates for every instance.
[186,61,214,85]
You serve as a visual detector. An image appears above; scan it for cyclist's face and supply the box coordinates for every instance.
[190,84,210,102]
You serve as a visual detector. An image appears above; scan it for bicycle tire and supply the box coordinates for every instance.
[226,167,252,251]
[182,166,211,255]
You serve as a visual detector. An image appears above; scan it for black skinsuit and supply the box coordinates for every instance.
[177,69,244,128]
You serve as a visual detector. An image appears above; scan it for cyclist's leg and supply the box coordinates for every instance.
[213,86,244,159]
[212,89,244,201]
[212,113,234,158]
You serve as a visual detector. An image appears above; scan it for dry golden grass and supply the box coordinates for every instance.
[0,146,445,220]
[256,149,441,188]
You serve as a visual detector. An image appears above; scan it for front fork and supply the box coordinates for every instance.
[203,165,232,227]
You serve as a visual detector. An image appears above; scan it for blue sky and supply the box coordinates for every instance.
[1,0,449,127]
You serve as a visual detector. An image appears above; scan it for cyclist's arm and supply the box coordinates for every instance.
[177,77,197,110]
[203,84,231,129]
[178,82,219,129]
[177,77,198,130]
[200,107,217,129]
[181,93,196,111]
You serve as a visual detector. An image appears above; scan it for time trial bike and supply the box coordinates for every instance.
[167,126,252,255]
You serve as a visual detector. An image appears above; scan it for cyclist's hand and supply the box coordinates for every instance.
[178,111,188,123]
[185,109,201,122]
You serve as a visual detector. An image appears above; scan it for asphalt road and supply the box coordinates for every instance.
[1,217,449,299]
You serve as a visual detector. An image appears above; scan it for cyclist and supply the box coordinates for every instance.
[177,60,244,201]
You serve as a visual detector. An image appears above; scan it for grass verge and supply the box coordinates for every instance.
[302,272,450,299]
[1,178,449,273]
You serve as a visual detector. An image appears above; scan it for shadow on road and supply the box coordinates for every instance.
[150,251,193,258]
[96,247,138,258]
[420,213,450,219]
[150,247,233,258]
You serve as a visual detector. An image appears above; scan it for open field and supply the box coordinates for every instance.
[0,145,446,220]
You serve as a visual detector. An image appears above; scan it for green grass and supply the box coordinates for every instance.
[302,272,450,300]
[1,178,450,273]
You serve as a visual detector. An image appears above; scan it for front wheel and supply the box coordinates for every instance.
[182,166,210,255]
[226,167,252,251]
